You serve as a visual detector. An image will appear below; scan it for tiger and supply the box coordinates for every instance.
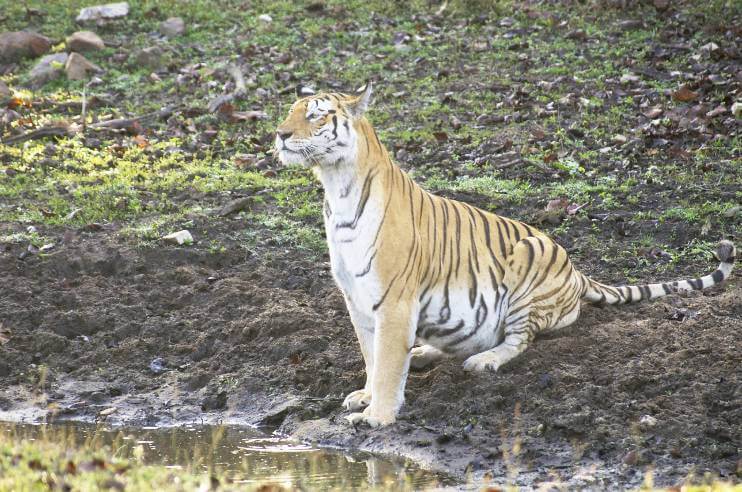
[274,82,736,427]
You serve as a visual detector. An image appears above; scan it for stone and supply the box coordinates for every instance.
[65,52,102,80]
[135,46,165,70]
[639,414,658,429]
[28,53,68,87]
[620,73,640,85]
[159,17,185,37]
[162,230,193,245]
[258,14,273,23]
[66,31,105,51]
[731,101,742,119]
[76,2,129,23]
[0,31,51,63]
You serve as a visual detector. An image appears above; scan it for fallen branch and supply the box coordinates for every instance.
[208,64,247,113]
[2,105,179,144]
[88,105,178,132]
[2,124,77,144]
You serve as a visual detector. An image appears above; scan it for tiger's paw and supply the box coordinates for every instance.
[410,345,444,370]
[346,407,395,428]
[462,350,508,372]
[342,389,371,411]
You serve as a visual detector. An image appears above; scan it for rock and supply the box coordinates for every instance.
[28,53,68,88]
[612,134,627,144]
[76,2,129,23]
[66,31,105,51]
[699,42,719,57]
[159,17,185,37]
[65,52,102,80]
[0,80,9,98]
[162,230,193,245]
[0,31,52,63]
[258,14,273,23]
[134,46,165,70]
[620,73,640,85]
[731,101,742,119]
[218,197,253,216]
[639,414,658,429]
[149,358,166,374]
[201,391,228,411]
[98,407,117,416]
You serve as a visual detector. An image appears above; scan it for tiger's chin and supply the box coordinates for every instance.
[276,149,311,168]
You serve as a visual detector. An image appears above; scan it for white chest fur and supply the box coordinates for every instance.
[318,165,384,315]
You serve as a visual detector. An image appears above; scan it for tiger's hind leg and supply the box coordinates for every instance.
[463,236,581,373]
[410,344,445,370]
[462,313,538,372]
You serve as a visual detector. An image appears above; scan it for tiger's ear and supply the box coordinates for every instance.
[347,81,373,118]
[296,85,316,98]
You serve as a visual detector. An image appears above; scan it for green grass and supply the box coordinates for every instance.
[0,427,231,491]
[0,0,739,272]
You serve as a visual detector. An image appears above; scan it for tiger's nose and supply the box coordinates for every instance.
[277,130,293,141]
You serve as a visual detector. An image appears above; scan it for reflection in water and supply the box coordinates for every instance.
[1,422,454,490]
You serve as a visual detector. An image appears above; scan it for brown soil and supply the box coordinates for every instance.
[0,211,739,488]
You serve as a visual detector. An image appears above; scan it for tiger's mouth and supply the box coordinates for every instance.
[276,147,311,167]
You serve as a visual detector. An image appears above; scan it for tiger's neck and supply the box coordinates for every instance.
[316,118,395,230]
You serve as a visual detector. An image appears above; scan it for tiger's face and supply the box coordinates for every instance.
[275,83,372,168]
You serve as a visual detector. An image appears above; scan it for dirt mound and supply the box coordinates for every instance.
[0,223,739,487]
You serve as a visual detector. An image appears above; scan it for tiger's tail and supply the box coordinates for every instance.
[581,240,735,305]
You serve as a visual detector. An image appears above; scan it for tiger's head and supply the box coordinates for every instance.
[275,82,373,168]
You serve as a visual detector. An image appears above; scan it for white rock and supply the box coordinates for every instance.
[732,101,742,119]
[163,230,193,245]
[620,73,640,85]
[76,2,129,23]
[258,14,273,23]
[639,415,658,428]
[159,17,185,37]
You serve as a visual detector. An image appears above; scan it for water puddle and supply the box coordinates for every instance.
[1,421,455,490]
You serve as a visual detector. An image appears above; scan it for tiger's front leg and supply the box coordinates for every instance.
[343,301,374,411]
[347,303,416,427]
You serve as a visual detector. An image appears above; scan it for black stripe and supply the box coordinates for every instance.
[689,278,703,290]
[639,284,651,300]
[372,272,399,311]
[662,283,672,294]
[356,249,377,277]
[331,115,338,139]
[711,269,724,283]
[336,170,376,229]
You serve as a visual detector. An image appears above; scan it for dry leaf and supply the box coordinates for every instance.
[132,134,149,148]
[545,197,569,212]
[672,85,699,103]
[0,323,10,345]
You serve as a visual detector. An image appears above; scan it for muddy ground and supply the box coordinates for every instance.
[1,211,739,488]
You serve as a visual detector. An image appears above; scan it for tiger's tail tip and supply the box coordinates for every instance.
[715,240,736,265]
